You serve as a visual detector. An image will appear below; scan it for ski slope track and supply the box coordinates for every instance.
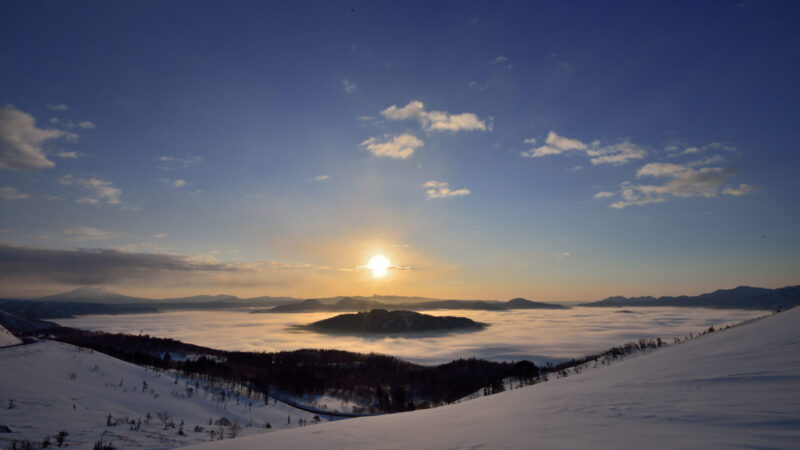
[190,307,800,449]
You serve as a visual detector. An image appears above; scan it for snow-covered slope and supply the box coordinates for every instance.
[0,324,20,347]
[0,341,326,449]
[189,308,800,449]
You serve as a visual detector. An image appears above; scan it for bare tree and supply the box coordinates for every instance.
[156,411,171,428]
[228,422,241,439]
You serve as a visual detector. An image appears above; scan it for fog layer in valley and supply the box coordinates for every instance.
[56,307,765,364]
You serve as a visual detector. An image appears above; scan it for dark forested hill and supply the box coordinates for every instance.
[303,309,487,334]
[581,285,800,310]
[44,326,538,414]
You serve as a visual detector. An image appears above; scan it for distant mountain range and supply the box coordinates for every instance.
[254,297,570,314]
[36,286,155,304]
[1,284,797,322]
[32,286,297,305]
[581,285,800,310]
[302,309,487,335]
[0,287,299,319]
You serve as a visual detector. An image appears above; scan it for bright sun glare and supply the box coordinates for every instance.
[366,254,391,278]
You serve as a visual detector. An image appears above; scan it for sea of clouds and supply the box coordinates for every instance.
[55,307,765,365]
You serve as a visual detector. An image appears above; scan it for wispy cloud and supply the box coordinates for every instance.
[63,226,120,242]
[521,131,645,166]
[342,79,357,94]
[158,155,204,164]
[599,161,759,209]
[58,174,122,205]
[687,154,725,167]
[56,151,84,159]
[592,191,615,199]
[45,103,69,111]
[157,155,204,170]
[554,251,571,260]
[489,55,513,70]
[667,142,737,158]
[470,56,512,90]
[49,117,96,129]
[0,186,28,200]
[308,174,330,182]
[468,80,490,91]
[360,133,423,159]
[0,105,77,170]
[380,100,490,132]
[423,181,470,199]
[722,183,762,196]
[160,178,188,188]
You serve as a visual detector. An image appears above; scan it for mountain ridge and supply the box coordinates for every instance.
[581,284,800,310]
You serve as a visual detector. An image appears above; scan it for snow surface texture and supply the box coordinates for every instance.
[0,325,20,347]
[189,308,800,449]
[0,341,325,449]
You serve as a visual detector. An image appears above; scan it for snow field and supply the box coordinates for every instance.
[0,341,325,449]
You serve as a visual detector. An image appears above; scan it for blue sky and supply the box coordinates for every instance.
[0,1,798,299]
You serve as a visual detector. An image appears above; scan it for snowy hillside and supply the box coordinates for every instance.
[0,341,326,449]
[0,325,20,347]
[189,307,800,449]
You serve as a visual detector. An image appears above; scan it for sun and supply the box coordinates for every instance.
[366,254,391,278]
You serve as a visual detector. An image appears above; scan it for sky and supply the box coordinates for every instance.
[0,0,798,300]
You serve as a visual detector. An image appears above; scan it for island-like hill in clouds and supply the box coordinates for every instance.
[188,306,800,450]
[581,285,800,310]
[302,309,487,335]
